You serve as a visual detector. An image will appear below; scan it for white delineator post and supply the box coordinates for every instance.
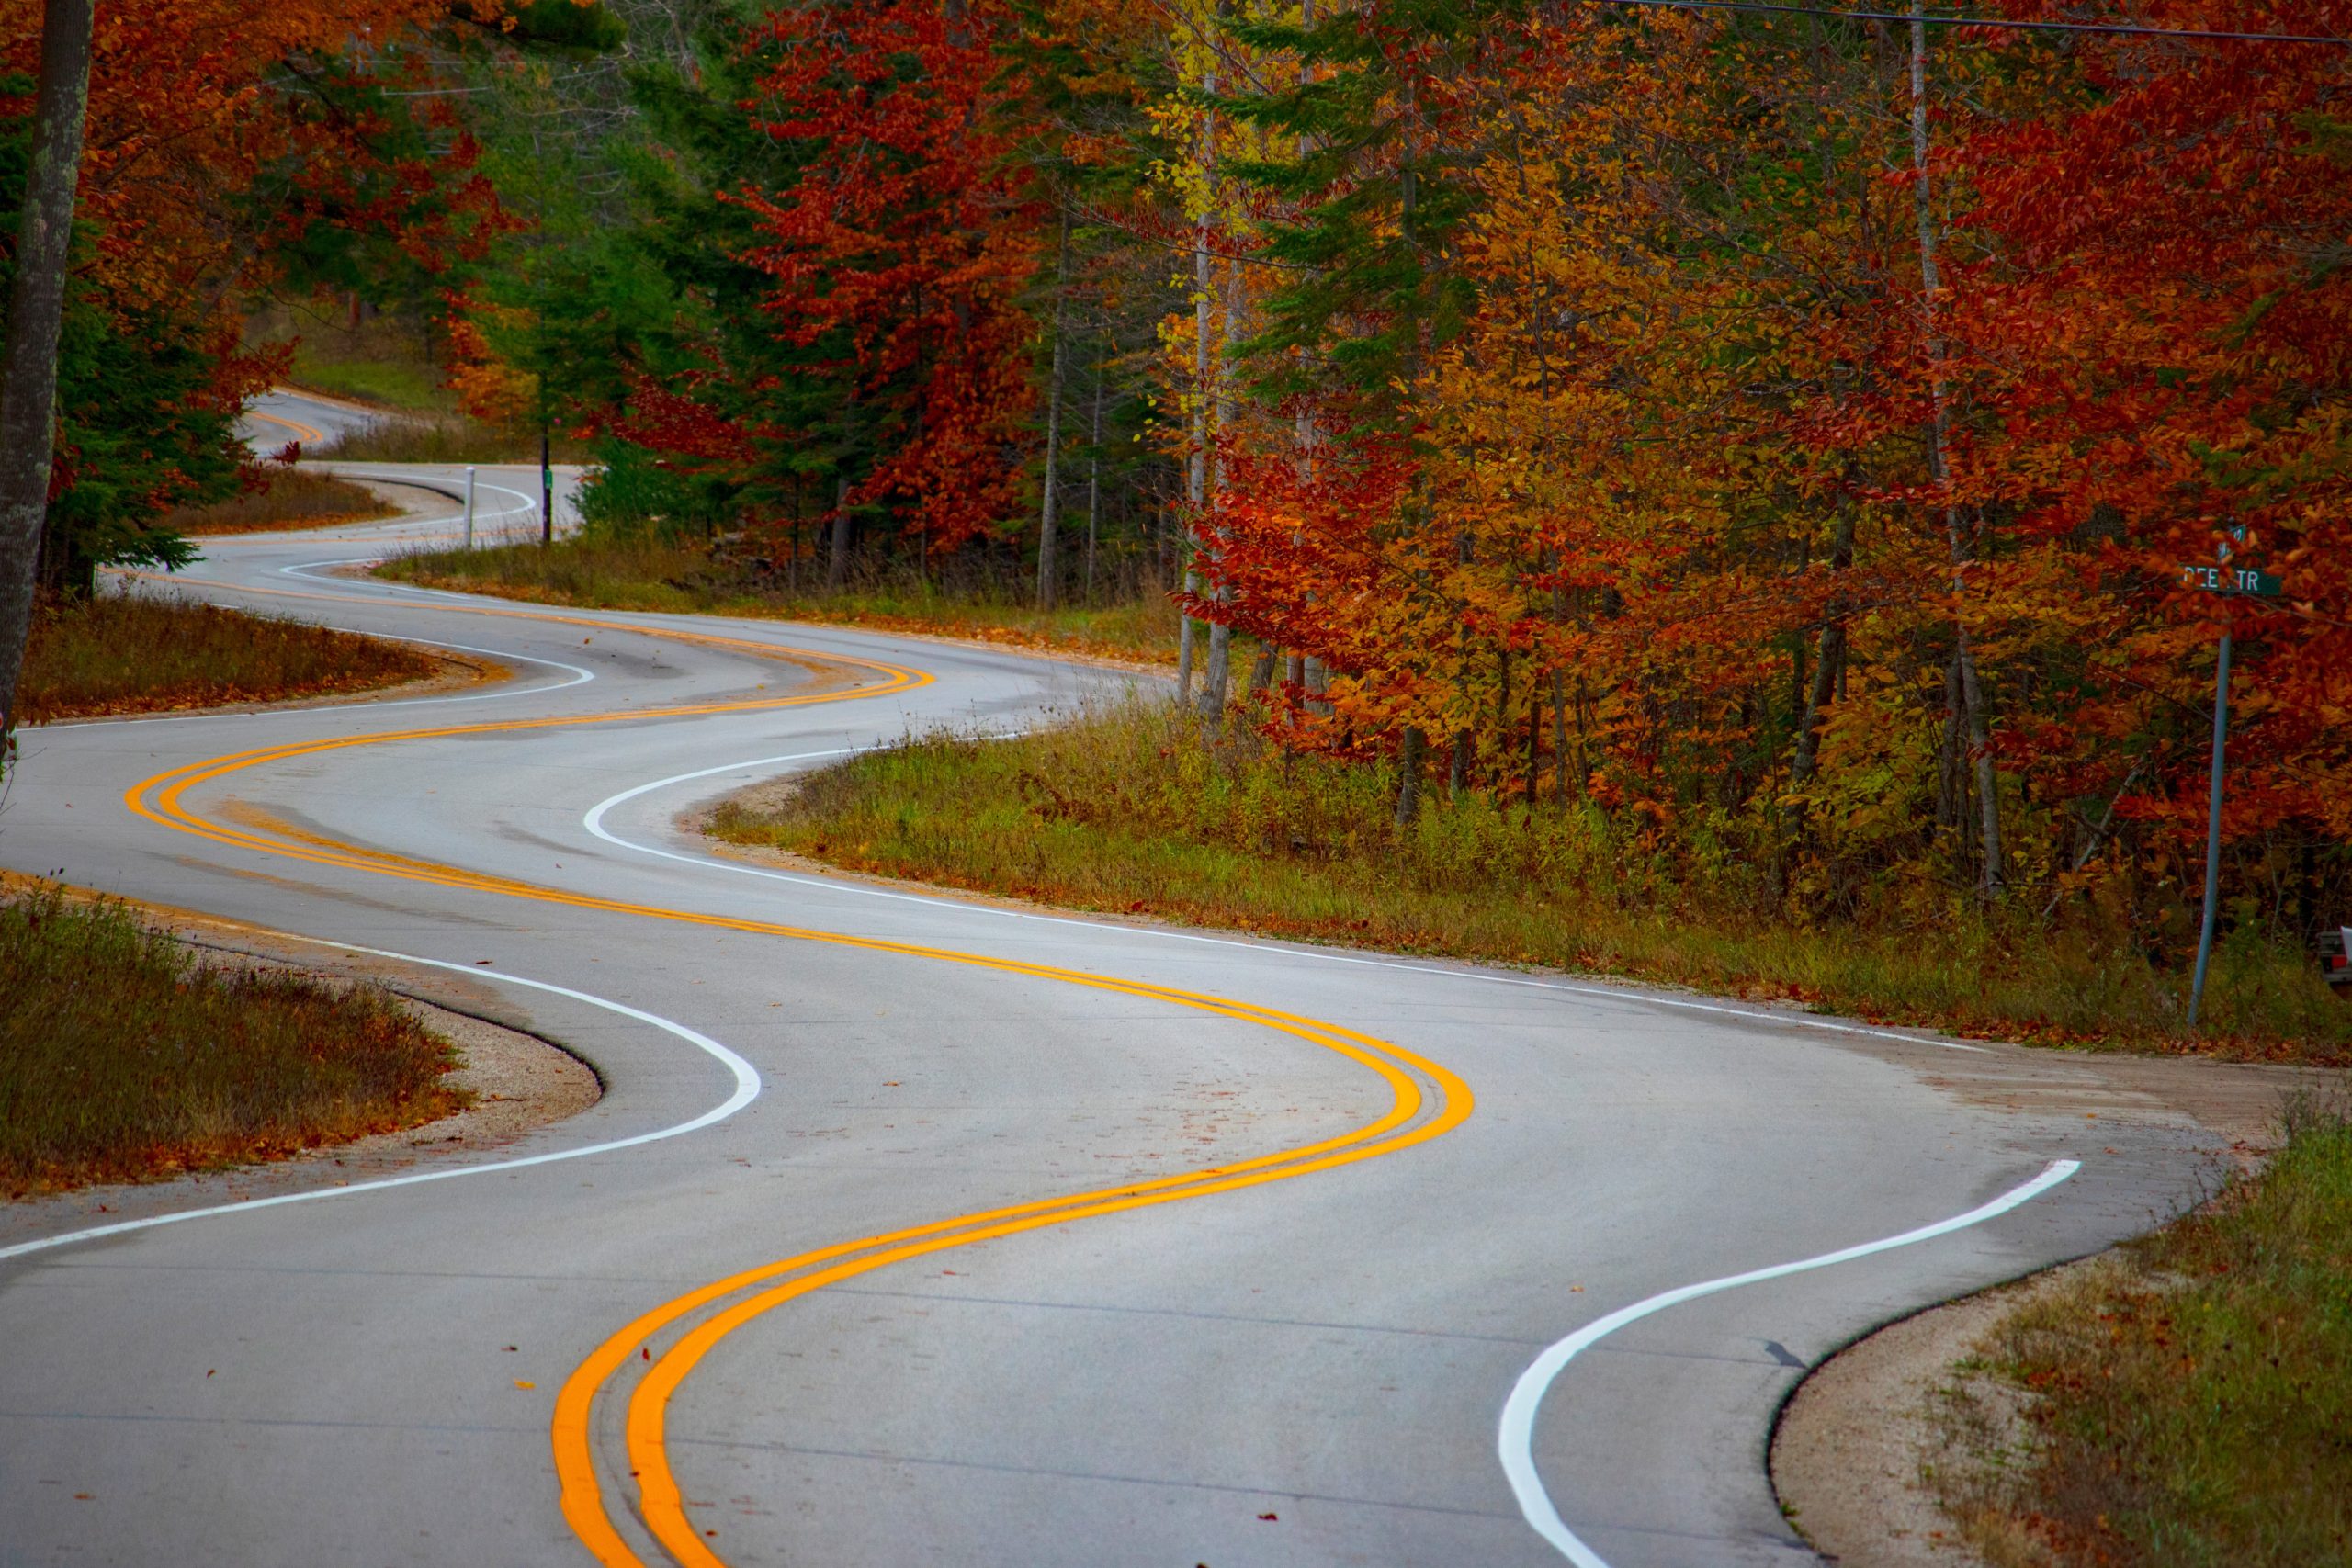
[464,465,477,551]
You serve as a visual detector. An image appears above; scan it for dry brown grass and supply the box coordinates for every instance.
[163,468,396,535]
[17,592,438,723]
[0,886,469,1196]
[311,412,594,464]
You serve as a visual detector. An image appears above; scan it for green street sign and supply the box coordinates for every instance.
[2180,562,2283,597]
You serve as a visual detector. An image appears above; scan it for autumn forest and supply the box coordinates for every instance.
[6,0,2350,1021]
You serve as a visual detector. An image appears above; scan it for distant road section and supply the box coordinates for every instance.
[239,386,390,453]
[229,386,587,544]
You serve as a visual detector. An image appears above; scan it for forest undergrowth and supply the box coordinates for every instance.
[708,701,2351,1063]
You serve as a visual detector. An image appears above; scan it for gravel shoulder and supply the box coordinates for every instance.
[1770,1259,2092,1567]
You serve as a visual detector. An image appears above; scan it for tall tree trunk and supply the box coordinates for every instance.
[1246,645,1275,695]
[1431,517,1468,802]
[1391,73,1431,830]
[1178,209,1211,703]
[826,472,853,592]
[1395,726,1426,826]
[1791,623,1846,788]
[1198,257,1241,724]
[788,478,802,593]
[1083,351,1103,604]
[1035,209,1071,610]
[0,0,94,744]
[1910,4,2003,896]
[1284,412,1314,716]
[1935,642,1969,852]
[1551,668,1569,807]
[1199,613,1232,720]
[1525,674,1543,809]
[1791,509,1854,786]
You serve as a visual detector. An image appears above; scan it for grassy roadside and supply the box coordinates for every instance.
[19,592,441,723]
[311,414,594,466]
[707,701,2351,1062]
[372,536,1182,665]
[284,355,445,412]
[1934,1098,2352,1566]
[162,468,395,535]
[246,299,458,417]
[0,888,469,1196]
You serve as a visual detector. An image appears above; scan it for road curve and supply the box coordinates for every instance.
[0,441,2251,1567]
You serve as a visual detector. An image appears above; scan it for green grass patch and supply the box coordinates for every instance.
[252,299,454,415]
[285,353,449,413]
[19,592,438,723]
[162,468,395,535]
[707,700,2351,1061]
[1944,1097,2352,1566]
[373,535,1182,663]
[0,887,469,1195]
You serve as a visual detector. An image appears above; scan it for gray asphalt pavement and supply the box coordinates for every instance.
[242,387,389,454]
[0,411,2294,1567]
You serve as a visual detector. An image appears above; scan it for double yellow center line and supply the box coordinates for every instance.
[121,604,1471,1567]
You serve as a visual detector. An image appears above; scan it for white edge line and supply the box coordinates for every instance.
[316,469,539,515]
[281,559,547,604]
[1497,1156,2083,1566]
[0,944,760,1264]
[583,752,1995,1055]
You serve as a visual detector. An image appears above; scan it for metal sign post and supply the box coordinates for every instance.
[2188,626,2232,1030]
[539,423,554,547]
[2182,526,2281,1030]
[463,465,477,551]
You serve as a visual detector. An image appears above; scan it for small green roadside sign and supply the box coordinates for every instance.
[2179,562,2283,597]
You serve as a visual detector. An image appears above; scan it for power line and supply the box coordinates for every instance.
[1581,0,2352,45]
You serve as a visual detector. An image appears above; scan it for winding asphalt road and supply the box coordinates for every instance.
[0,402,2290,1567]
